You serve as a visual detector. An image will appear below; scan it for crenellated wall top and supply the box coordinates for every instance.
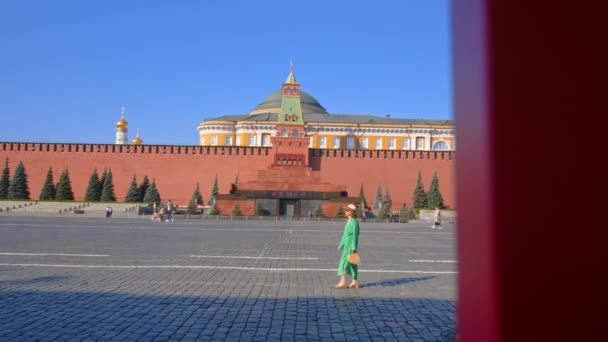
[0,142,272,157]
[309,148,454,161]
[0,142,454,161]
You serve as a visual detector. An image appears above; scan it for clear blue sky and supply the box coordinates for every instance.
[0,0,451,145]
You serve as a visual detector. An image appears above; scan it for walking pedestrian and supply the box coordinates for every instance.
[336,203,360,289]
[432,206,442,229]
[165,200,174,222]
[105,205,113,218]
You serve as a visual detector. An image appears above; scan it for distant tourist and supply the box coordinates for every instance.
[105,205,113,218]
[432,206,442,229]
[165,200,174,222]
[335,204,360,289]
[153,207,165,222]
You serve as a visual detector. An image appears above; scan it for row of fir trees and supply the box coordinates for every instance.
[353,169,445,220]
[0,158,165,203]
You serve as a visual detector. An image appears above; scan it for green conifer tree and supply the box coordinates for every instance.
[124,175,141,202]
[373,183,383,209]
[383,187,393,210]
[426,171,445,209]
[357,184,367,217]
[138,175,150,202]
[255,202,264,216]
[7,161,30,200]
[412,170,427,208]
[407,205,417,220]
[377,201,390,219]
[313,202,324,217]
[231,202,243,216]
[39,167,56,200]
[208,202,219,215]
[100,168,116,202]
[0,158,10,199]
[192,183,203,205]
[143,179,161,204]
[84,168,102,201]
[399,203,409,222]
[208,175,218,205]
[336,205,345,218]
[186,198,197,215]
[99,168,107,192]
[55,169,74,201]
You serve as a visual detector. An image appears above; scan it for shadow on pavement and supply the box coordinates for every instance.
[363,276,435,288]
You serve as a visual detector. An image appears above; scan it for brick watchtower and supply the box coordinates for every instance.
[270,62,309,166]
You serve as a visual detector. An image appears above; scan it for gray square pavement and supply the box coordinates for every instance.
[0,216,456,341]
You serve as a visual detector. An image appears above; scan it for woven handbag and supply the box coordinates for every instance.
[348,252,360,265]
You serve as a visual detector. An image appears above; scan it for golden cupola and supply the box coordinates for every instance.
[116,111,128,130]
[115,106,129,145]
[131,128,143,145]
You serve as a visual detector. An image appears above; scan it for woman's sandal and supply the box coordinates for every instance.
[348,281,361,288]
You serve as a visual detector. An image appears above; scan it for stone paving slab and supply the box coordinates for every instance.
[0,217,456,341]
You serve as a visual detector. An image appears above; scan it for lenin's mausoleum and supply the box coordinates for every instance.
[0,66,455,216]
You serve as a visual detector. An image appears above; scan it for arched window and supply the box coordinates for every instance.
[286,88,291,95]
[432,141,449,150]
[292,129,299,137]
[281,129,288,137]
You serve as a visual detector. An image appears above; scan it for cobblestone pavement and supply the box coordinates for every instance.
[0,216,457,341]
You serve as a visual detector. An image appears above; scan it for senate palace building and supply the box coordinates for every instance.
[195,66,455,152]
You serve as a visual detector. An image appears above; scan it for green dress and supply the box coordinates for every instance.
[337,217,359,280]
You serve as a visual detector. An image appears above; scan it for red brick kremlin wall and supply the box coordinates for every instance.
[0,142,455,210]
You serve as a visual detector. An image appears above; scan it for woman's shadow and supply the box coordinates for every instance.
[363,276,435,287]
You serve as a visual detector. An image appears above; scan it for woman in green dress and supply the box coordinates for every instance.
[336,203,361,288]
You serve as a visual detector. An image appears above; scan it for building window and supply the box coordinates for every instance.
[388,138,396,150]
[416,137,424,150]
[432,141,449,150]
[225,136,232,146]
[403,138,410,149]
[292,129,299,137]
[201,136,206,145]
[236,136,241,146]
[211,136,217,146]
[281,129,288,137]
[248,135,256,146]
[333,137,341,149]
[360,138,368,150]
[319,136,327,148]
[347,137,355,149]
[293,88,298,95]
[286,88,291,94]
[375,138,382,150]
[263,134,270,146]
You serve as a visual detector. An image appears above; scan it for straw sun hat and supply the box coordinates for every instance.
[344,204,357,212]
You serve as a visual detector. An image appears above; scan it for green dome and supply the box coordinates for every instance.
[250,88,328,114]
